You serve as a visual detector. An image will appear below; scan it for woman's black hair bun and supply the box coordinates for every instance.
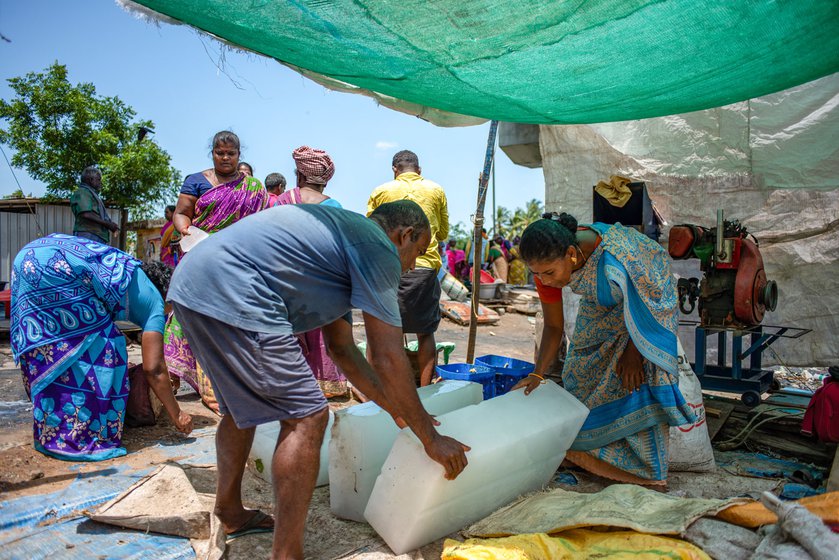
[557,212,578,234]
[541,211,578,234]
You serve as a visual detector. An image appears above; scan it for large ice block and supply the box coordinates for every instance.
[364,380,589,554]
[250,410,334,487]
[329,380,483,522]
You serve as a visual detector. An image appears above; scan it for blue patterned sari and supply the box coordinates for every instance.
[564,223,694,481]
[10,234,139,461]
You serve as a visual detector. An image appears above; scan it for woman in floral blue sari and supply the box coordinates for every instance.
[10,234,192,461]
[514,213,694,485]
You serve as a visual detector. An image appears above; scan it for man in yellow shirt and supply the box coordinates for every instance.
[367,150,449,386]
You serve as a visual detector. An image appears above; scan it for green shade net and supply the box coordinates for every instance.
[127,0,839,124]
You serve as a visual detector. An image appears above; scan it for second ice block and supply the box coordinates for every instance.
[329,380,483,522]
[251,409,334,487]
[364,380,589,554]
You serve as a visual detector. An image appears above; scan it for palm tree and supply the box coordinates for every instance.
[524,199,544,223]
[494,206,512,238]
[504,199,543,239]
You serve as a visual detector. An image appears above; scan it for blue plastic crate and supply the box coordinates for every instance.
[435,363,495,400]
[475,354,535,396]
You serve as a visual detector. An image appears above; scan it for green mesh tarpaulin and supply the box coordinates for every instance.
[125,0,839,124]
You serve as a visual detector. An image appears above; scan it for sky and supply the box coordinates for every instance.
[0,0,545,231]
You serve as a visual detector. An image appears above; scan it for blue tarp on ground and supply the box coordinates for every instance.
[0,464,153,535]
[0,427,218,559]
[715,450,826,485]
[0,516,194,560]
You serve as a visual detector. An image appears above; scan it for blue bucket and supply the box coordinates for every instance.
[475,354,535,396]
[435,363,495,400]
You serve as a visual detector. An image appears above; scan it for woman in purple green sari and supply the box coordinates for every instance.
[165,131,268,412]
[10,234,193,461]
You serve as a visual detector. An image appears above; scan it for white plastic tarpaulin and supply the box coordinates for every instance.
[540,73,839,366]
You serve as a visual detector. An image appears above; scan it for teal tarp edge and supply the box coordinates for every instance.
[122,0,839,125]
[0,428,218,557]
[0,517,193,560]
[0,464,152,536]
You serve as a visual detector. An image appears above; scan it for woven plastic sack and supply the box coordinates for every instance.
[669,339,715,472]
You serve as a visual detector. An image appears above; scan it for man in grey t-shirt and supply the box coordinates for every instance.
[168,201,469,559]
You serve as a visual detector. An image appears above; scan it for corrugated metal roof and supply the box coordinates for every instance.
[0,199,122,283]
[126,218,166,230]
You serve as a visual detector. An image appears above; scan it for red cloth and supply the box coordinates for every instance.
[534,276,562,304]
[0,288,10,318]
[801,376,839,443]
[292,145,335,186]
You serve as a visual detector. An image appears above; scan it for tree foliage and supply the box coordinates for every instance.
[448,221,472,248]
[0,63,180,219]
[445,199,544,248]
[495,198,543,240]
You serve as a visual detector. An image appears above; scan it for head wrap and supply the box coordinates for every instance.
[293,146,335,187]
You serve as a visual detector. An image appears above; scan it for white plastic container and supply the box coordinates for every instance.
[440,272,469,302]
[250,410,334,487]
[329,380,483,522]
[478,282,498,300]
[364,380,589,554]
[178,225,209,252]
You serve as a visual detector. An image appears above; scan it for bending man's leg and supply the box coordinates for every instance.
[416,332,437,387]
[271,406,329,559]
[214,414,269,532]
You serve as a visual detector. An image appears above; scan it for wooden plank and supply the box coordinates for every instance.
[716,418,835,465]
[828,445,839,493]
[705,400,735,441]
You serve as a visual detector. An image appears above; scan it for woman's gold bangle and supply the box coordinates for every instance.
[528,373,546,384]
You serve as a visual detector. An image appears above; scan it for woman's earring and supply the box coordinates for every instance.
[571,255,578,265]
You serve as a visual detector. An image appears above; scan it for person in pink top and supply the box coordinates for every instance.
[446,239,467,281]
[265,172,287,207]
[274,148,345,397]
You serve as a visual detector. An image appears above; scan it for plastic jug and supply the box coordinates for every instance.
[178,225,209,252]
[364,380,589,554]
[440,272,469,302]
[329,380,483,522]
[250,410,334,487]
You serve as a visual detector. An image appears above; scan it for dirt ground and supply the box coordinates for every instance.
[0,311,811,559]
[0,312,541,559]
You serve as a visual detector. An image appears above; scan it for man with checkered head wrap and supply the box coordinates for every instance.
[293,145,335,188]
[274,146,342,207]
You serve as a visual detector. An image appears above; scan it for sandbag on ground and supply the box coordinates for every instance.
[443,529,711,560]
[716,491,839,529]
[463,485,747,537]
[669,339,715,472]
[751,492,839,560]
[682,518,761,560]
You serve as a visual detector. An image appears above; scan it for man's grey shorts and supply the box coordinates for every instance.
[172,303,327,428]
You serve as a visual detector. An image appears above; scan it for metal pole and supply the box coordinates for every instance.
[716,208,725,261]
[118,208,128,251]
[491,158,496,236]
[466,120,498,363]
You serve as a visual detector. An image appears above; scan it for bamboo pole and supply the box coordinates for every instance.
[466,120,498,363]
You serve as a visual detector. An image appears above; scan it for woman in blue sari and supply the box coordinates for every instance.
[514,213,693,485]
[10,234,193,461]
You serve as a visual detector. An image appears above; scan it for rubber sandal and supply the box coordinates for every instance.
[226,510,274,541]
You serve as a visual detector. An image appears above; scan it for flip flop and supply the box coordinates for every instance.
[226,510,274,541]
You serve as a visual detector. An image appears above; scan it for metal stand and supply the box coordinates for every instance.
[682,321,811,407]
